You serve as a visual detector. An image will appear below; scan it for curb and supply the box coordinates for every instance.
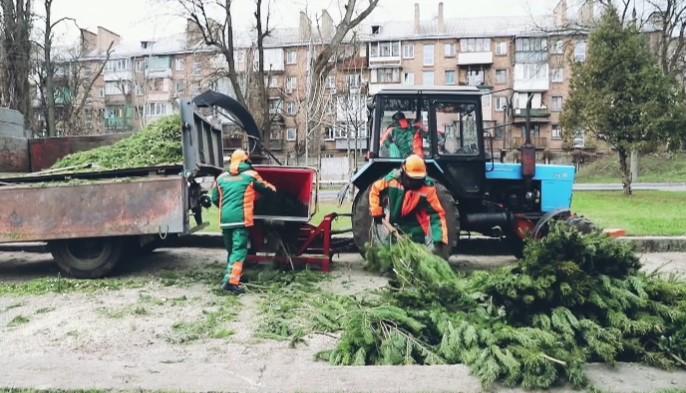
[2,235,685,254]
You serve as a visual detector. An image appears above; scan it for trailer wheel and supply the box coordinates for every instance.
[352,182,458,260]
[48,237,123,279]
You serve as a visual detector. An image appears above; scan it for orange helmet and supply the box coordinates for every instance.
[402,154,427,179]
[230,149,249,164]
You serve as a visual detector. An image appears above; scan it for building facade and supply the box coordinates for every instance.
[52,0,614,174]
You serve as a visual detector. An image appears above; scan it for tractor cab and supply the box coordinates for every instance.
[354,86,488,202]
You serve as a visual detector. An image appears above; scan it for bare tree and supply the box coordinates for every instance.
[0,0,33,118]
[36,0,78,136]
[303,0,379,168]
[645,0,686,80]
[54,42,114,135]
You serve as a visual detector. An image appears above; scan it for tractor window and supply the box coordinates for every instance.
[434,101,481,156]
[379,97,430,159]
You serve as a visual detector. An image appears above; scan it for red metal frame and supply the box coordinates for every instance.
[246,213,336,272]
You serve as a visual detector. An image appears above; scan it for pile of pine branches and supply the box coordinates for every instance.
[51,116,183,171]
[319,225,686,389]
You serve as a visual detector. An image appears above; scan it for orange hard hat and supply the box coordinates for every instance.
[230,149,249,164]
[403,154,427,179]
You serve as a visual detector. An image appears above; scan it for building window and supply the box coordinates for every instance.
[192,61,202,75]
[495,96,508,112]
[495,41,508,56]
[175,58,185,71]
[136,84,144,96]
[423,71,435,86]
[286,76,297,92]
[145,102,169,117]
[286,49,297,64]
[444,70,456,85]
[552,124,562,140]
[324,126,335,141]
[403,72,415,86]
[326,75,336,89]
[495,69,507,85]
[270,129,283,141]
[552,96,563,112]
[135,59,146,72]
[267,76,279,88]
[551,68,564,83]
[269,99,283,114]
[494,125,504,139]
[346,73,361,89]
[552,39,565,54]
[370,41,400,58]
[466,68,484,86]
[106,58,131,72]
[460,38,491,52]
[444,43,456,57]
[287,128,297,141]
[423,44,434,66]
[372,68,400,83]
[175,81,184,93]
[402,43,414,59]
[286,101,297,115]
[516,37,547,52]
[575,40,587,62]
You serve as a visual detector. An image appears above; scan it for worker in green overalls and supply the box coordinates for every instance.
[380,111,419,158]
[211,149,276,294]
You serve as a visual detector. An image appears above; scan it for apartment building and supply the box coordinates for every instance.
[56,0,630,175]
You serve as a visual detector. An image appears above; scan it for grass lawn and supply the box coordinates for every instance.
[572,191,686,236]
[576,152,686,183]
[201,201,352,233]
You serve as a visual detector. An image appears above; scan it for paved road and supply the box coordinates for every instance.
[320,182,686,201]
[575,182,686,192]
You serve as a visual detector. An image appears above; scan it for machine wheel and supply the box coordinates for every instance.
[351,182,459,261]
[48,237,123,279]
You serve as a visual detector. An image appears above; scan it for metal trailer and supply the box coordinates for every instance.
[0,98,224,278]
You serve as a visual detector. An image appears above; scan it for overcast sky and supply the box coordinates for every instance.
[45,0,561,44]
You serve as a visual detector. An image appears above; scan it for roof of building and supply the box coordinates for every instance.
[366,14,556,42]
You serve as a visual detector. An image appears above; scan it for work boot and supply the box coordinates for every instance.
[222,282,245,295]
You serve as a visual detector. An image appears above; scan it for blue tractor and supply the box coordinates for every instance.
[350,86,584,258]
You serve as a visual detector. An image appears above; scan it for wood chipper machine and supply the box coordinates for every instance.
[188,90,352,272]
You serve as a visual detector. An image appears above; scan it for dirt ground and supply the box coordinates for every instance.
[1,248,686,393]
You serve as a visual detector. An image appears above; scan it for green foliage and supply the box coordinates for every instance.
[168,296,240,344]
[51,116,183,170]
[324,225,686,389]
[0,274,144,297]
[7,314,30,327]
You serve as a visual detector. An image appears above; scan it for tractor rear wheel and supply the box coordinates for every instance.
[352,182,458,260]
[48,237,123,279]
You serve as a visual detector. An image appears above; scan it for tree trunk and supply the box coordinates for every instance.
[630,148,639,183]
[44,0,57,137]
[618,147,632,196]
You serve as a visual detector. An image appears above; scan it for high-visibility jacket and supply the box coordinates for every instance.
[369,169,448,245]
[211,162,276,228]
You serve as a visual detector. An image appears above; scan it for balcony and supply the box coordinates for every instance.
[457,52,493,65]
[335,138,368,150]
[104,117,133,131]
[512,136,549,149]
[146,68,172,79]
[513,108,550,123]
[104,70,133,82]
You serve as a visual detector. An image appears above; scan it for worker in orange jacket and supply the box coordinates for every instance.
[369,154,448,249]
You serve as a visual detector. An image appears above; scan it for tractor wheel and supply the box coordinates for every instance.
[566,216,597,234]
[48,237,123,279]
[351,182,459,261]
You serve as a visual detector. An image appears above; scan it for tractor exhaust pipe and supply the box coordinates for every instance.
[521,93,536,189]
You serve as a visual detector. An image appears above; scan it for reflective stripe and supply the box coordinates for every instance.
[243,183,255,227]
[369,179,388,217]
[424,186,448,244]
[229,262,244,285]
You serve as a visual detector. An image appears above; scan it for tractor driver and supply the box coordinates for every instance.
[211,149,276,294]
[380,111,424,158]
[369,154,448,251]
